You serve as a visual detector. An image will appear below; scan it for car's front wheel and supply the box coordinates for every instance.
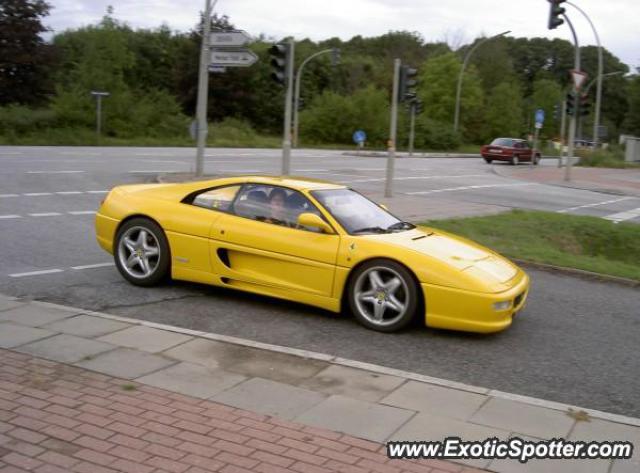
[511,155,520,165]
[348,259,419,332]
[115,218,170,286]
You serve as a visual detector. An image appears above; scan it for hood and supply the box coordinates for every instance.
[365,227,518,290]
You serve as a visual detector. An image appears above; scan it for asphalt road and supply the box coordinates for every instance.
[1,146,639,418]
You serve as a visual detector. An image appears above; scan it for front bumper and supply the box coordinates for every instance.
[95,212,119,254]
[421,271,530,333]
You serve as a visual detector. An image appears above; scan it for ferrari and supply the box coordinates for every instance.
[95,176,529,333]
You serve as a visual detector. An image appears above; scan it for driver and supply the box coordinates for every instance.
[266,188,288,225]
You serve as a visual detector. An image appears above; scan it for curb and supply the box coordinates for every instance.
[17,297,640,429]
[514,259,640,288]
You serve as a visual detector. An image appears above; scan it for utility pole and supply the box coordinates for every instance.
[194,0,216,177]
[563,13,580,182]
[408,101,416,156]
[90,91,110,141]
[385,59,400,198]
[281,38,295,175]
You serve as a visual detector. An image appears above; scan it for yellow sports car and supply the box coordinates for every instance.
[95,176,529,333]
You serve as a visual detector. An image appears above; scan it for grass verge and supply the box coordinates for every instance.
[425,210,640,281]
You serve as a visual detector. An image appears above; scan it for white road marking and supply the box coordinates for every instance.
[23,192,53,196]
[86,190,109,194]
[29,212,62,217]
[55,191,83,195]
[9,269,64,278]
[603,207,640,223]
[1,190,108,198]
[221,169,263,173]
[343,174,487,184]
[133,159,186,164]
[0,215,22,219]
[67,211,96,215]
[557,197,634,213]
[406,183,536,195]
[71,262,114,270]
[0,194,19,198]
[128,170,179,173]
[26,170,86,174]
[295,169,330,172]
[1,211,95,219]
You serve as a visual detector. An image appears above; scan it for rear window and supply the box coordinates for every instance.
[490,138,513,147]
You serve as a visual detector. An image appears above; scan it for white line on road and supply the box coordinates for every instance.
[603,207,640,223]
[406,183,537,195]
[0,215,22,219]
[557,197,634,213]
[133,159,187,164]
[128,170,180,173]
[343,174,487,184]
[9,269,65,278]
[28,212,62,217]
[86,190,109,194]
[71,262,114,270]
[26,170,86,174]
[55,191,83,195]
[23,192,53,196]
[67,211,96,215]
[0,194,19,198]
[1,190,108,198]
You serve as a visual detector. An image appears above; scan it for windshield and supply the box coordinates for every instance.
[490,138,513,146]
[312,189,413,234]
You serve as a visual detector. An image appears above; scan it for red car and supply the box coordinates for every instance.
[481,138,541,165]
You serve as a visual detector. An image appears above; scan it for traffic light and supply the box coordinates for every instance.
[269,42,290,86]
[579,94,591,116]
[566,92,576,116]
[398,65,418,102]
[415,98,423,115]
[331,48,341,66]
[547,0,566,30]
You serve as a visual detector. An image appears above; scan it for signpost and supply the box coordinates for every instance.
[532,108,544,167]
[210,30,251,47]
[353,130,366,154]
[571,69,588,91]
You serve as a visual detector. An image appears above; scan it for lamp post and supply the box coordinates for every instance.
[292,48,339,148]
[90,91,110,140]
[453,30,510,132]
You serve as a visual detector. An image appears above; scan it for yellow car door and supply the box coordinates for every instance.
[209,185,340,297]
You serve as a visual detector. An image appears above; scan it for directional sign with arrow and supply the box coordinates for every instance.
[210,49,258,67]
[209,30,252,47]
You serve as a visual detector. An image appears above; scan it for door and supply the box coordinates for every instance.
[209,184,340,297]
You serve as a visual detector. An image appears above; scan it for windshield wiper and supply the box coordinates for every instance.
[352,226,390,234]
[386,221,415,231]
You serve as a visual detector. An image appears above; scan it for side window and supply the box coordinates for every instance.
[191,185,241,212]
[233,185,323,231]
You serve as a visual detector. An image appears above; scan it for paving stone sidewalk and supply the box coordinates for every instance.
[493,164,640,197]
[1,294,639,473]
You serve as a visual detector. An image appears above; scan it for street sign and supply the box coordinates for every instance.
[210,49,258,67]
[571,69,588,91]
[535,122,543,129]
[209,30,251,47]
[353,130,367,144]
[208,65,227,73]
[535,108,545,124]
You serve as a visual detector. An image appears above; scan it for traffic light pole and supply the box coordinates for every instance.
[281,38,295,175]
[292,48,334,148]
[408,102,416,156]
[385,59,400,198]
[563,13,580,182]
[194,0,215,177]
[559,98,567,168]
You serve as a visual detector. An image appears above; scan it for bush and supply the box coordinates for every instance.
[576,145,636,168]
[208,117,279,148]
[0,105,58,135]
[413,117,461,150]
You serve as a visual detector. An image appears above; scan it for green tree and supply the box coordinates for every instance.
[416,52,484,142]
[623,74,640,135]
[0,0,56,105]
[530,78,562,138]
[484,82,524,140]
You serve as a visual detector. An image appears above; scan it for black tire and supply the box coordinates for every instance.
[484,158,492,164]
[511,155,519,166]
[347,259,419,333]
[114,218,170,287]
[534,154,541,165]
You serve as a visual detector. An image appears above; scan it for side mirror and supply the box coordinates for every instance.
[297,212,335,234]
[379,204,388,211]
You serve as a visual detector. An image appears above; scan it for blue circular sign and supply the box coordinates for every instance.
[535,109,545,124]
[352,130,366,144]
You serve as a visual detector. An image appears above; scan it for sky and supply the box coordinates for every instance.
[44,0,639,70]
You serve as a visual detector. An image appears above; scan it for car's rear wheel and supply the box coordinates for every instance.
[511,155,520,165]
[534,154,541,165]
[115,218,170,286]
[348,259,419,332]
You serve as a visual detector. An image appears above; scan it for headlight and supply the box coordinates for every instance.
[493,300,511,311]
